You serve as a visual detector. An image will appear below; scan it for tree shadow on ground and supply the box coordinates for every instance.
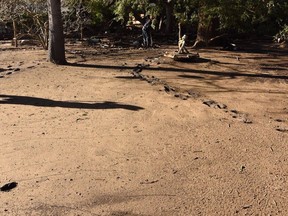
[114,76,139,80]
[0,95,143,111]
[261,67,287,71]
[68,63,288,80]
[171,57,210,63]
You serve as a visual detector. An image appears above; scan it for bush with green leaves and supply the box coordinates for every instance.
[274,25,288,42]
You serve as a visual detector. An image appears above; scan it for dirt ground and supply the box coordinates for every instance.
[0,40,287,216]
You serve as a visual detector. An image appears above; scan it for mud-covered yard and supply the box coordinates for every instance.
[0,41,287,215]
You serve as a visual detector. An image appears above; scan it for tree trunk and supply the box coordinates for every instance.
[192,5,218,48]
[12,19,18,47]
[178,23,181,39]
[192,6,209,48]
[47,0,66,64]
[80,23,83,41]
[164,1,174,34]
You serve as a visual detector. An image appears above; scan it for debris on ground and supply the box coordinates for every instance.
[140,179,159,184]
[0,182,18,192]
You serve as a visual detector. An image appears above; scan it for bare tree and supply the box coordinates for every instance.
[47,0,66,64]
[0,0,25,46]
[62,0,86,40]
[0,0,49,49]
[21,0,49,49]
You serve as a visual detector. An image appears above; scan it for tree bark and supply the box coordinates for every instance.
[47,0,66,64]
[192,6,209,48]
[164,1,174,34]
[193,4,218,48]
[12,19,18,47]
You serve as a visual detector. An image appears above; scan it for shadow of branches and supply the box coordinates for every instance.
[68,63,288,80]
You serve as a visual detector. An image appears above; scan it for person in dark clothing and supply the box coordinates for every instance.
[142,15,152,48]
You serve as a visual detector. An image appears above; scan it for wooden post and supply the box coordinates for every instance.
[12,20,18,47]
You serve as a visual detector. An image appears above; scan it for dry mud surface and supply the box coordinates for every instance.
[0,42,287,215]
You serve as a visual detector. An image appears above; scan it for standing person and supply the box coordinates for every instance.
[142,15,152,48]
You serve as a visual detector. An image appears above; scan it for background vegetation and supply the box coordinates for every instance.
[0,0,287,48]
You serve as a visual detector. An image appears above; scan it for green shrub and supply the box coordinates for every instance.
[274,24,288,42]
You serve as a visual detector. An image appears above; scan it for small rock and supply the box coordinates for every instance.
[243,205,252,209]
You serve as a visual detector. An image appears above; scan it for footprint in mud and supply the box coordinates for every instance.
[275,120,288,132]
[202,99,227,109]
[202,99,252,123]
[275,127,288,133]
[229,110,252,124]
[0,65,22,78]
[130,66,253,123]
[164,84,190,100]
[187,89,200,98]
[0,68,8,78]
[275,119,285,123]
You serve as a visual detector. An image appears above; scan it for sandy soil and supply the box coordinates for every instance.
[0,41,287,216]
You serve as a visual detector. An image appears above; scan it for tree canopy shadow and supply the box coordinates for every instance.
[114,75,139,80]
[0,95,143,111]
[261,66,287,71]
[68,62,288,80]
[178,75,205,79]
